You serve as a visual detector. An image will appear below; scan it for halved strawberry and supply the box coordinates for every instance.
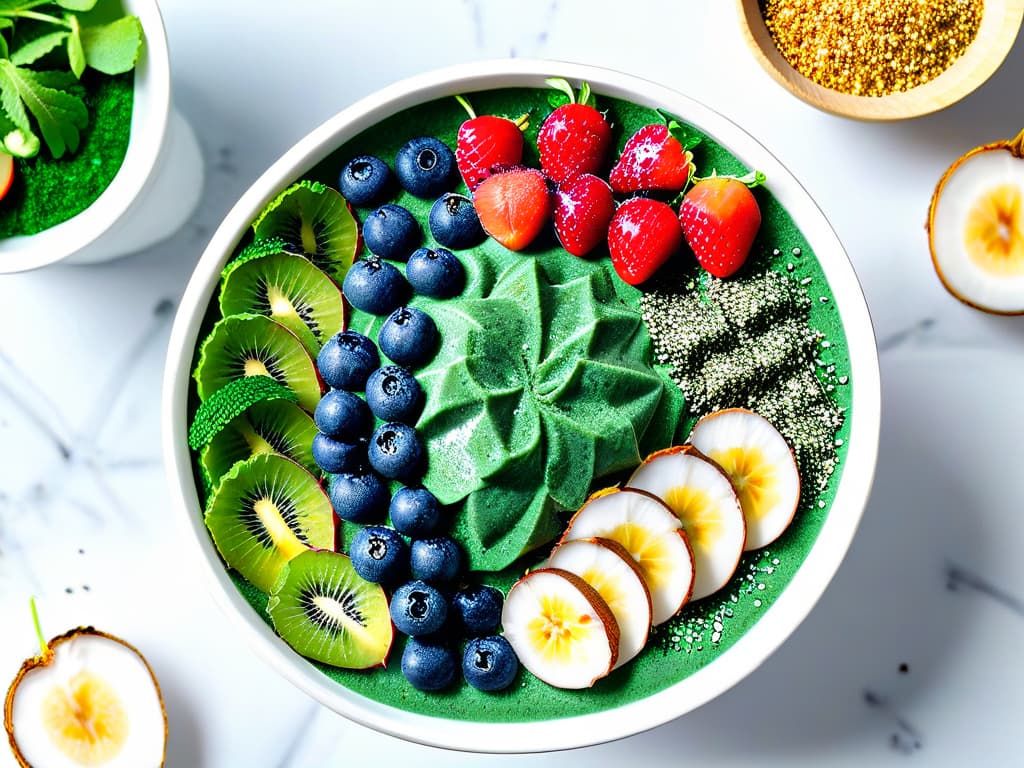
[610,124,694,194]
[454,95,526,191]
[554,173,614,257]
[679,177,762,279]
[473,167,552,251]
[538,79,612,185]
[607,198,681,285]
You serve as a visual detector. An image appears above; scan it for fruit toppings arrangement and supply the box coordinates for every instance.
[186,79,853,716]
[4,604,167,767]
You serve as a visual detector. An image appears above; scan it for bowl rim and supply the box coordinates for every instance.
[161,58,881,753]
[0,0,172,273]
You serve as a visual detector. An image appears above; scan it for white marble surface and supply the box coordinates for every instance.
[1,1,1023,765]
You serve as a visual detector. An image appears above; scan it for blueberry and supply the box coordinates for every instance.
[339,155,394,207]
[410,536,461,583]
[395,137,456,199]
[378,306,438,367]
[314,389,372,440]
[406,247,465,299]
[312,433,366,474]
[362,204,420,261]
[316,331,380,390]
[368,422,424,481]
[401,637,457,691]
[390,580,448,637]
[365,365,422,423]
[328,471,389,523]
[342,256,409,316]
[349,525,409,584]
[462,636,518,692]
[428,193,484,250]
[389,486,442,538]
[451,585,504,637]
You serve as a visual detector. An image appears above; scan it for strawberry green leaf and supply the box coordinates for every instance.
[545,76,575,108]
[67,16,85,78]
[10,30,68,66]
[658,111,702,151]
[0,61,86,158]
[578,81,594,109]
[80,16,143,75]
[55,0,98,10]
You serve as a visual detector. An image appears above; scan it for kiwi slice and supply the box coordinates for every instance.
[200,399,319,486]
[252,181,359,284]
[268,549,393,669]
[220,251,344,357]
[204,453,334,593]
[193,313,322,412]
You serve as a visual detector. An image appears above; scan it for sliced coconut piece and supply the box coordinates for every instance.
[628,445,746,600]
[502,568,619,689]
[929,130,1024,314]
[560,488,694,625]
[5,628,167,768]
[548,537,653,668]
[688,409,800,551]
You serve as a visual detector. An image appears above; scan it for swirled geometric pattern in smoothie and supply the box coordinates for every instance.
[414,252,685,571]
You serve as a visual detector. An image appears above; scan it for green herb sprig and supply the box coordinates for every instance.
[0,0,142,158]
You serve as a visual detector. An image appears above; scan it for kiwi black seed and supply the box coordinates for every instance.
[204,453,334,592]
[267,549,393,669]
[220,252,345,357]
[201,399,320,487]
[194,313,322,412]
[252,180,359,284]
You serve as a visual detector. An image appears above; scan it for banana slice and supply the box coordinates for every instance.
[628,445,746,600]
[687,409,800,551]
[548,537,652,668]
[560,488,694,625]
[501,568,619,689]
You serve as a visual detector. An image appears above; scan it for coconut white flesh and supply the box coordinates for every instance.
[689,410,800,551]
[548,538,652,668]
[932,150,1024,313]
[10,634,165,767]
[628,450,746,600]
[502,569,616,689]
[563,490,694,625]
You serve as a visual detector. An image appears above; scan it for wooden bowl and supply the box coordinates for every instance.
[737,0,1024,120]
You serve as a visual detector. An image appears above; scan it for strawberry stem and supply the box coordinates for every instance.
[30,597,50,660]
[454,94,476,120]
[514,112,531,132]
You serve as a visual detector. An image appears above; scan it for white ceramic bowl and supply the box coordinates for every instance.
[162,59,881,753]
[0,0,202,273]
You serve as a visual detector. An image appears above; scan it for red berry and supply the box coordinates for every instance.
[609,124,694,194]
[456,114,524,191]
[678,177,762,279]
[538,103,612,185]
[554,174,615,257]
[473,168,552,251]
[607,198,682,285]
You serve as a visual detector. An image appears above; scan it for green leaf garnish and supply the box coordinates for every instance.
[10,29,67,65]
[55,0,98,11]
[67,16,84,77]
[79,16,142,75]
[0,59,85,157]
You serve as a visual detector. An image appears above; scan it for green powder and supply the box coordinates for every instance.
[0,71,134,238]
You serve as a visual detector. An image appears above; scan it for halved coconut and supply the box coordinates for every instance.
[627,445,746,600]
[5,628,167,767]
[929,129,1024,314]
[560,487,695,625]
[548,537,653,668]
[687,409,800,551]
[501,568,619,689]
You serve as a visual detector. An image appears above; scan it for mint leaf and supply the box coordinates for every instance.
[0,65,32,135]
[10,30,69,66]
[55,0,98,10]
[0,61,86,158]
[67,17,85,78]
[80,16,142,75]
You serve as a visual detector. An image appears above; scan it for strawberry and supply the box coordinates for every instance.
[554,174,615,257]
[473,167,553,251]
[607,198,682,285]
[454,95,526,191]
[537,79,612,185]
[678,177,762,279]
[609,124,694,194]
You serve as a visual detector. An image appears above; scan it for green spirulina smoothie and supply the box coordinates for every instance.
[221,87,852,722]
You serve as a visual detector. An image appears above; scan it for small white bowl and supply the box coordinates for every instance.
[0,0,202,273]
[162,59,881,753]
